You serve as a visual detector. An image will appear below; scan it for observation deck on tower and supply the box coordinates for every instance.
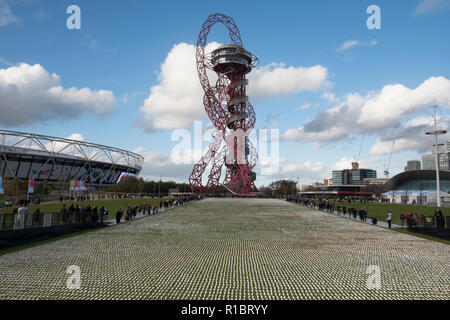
[211,44,254,75]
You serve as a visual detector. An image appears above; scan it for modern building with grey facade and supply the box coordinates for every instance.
[404,160,421,172]
[332,168,377,185]
[422,142,450,170]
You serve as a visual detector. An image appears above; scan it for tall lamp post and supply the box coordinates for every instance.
[425,106,447,208]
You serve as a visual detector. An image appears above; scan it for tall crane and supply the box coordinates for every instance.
[383,140,395,178]
[352,134,365,168]
[356,134,365,163]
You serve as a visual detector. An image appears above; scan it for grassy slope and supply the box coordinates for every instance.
[0,198,167,216]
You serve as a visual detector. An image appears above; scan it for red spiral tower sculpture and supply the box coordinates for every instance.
[189,13,258,196]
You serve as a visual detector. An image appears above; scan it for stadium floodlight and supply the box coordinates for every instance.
[425,106,447,208]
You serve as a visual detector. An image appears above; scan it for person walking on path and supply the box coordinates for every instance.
[100,206,105,223]
[387,211,392,228]
[400,213,405,227]
[116,207,123,224]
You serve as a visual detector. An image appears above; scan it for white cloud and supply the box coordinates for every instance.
[357,76,450,130]
[136,42,329,132]
[280,159,328,176]
[333,156,382,171]
[298,103,311,110]
[0,0,18,27]
[283,126,349,145]
[322,91,340,104]
[0,63,117,127]
[43,133,86,153]
[337,39,378,52]
[136,42,220,132]
[258,155,383,185]
[369,115,450,155]
[369,139,413,156]
[134,146,193,182]
[254,157,331,186]
[66,133,85,142]
[283,76,450,148]
[413,0,450,15]
[248,63,328,98]
[337,40,360,52]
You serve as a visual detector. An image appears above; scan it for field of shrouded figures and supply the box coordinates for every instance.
[0,198,449,300]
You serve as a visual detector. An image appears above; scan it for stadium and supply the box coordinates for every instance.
[0,129,143,188]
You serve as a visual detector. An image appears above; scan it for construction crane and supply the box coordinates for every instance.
[356,134,365,163]
[383,140,395,178]
[352,134,365,168]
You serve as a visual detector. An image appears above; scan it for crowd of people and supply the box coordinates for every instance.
[2,195,201,229]
[287,197,447,229]
[292,198,373,222]
[398,208,446,228]
[58,193,150,203]
[113,198,191,224]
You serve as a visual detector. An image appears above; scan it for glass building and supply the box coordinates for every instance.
[332,168,377,185]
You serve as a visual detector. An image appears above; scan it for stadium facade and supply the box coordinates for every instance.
[0,130,143,187]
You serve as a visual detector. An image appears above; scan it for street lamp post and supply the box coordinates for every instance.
[425,106,447,208]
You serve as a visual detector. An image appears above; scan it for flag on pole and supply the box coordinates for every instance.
[28,178,35,194]
[0,177,4,195]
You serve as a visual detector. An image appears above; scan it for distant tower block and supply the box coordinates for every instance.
[189,14,258,196]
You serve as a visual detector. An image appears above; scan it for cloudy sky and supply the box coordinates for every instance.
[0,0,449,187]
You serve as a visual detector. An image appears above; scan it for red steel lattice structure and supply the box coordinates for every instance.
[189,13,258,196]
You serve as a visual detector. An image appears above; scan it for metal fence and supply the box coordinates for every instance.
[0,212,108,231]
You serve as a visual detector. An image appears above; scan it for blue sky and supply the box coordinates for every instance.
[1,0,449,186]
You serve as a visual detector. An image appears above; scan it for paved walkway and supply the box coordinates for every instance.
[0,198,448,300]
[103,206,177,226]
[301,204,402,228]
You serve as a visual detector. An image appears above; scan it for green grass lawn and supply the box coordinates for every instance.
[306,199,448,224]
[3,197,448,226]
[0,197,168,219]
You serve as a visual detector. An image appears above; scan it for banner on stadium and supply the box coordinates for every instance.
[72,180,85,191]
[0,177,4,195]
[28,178,35,194]
[117,172,136,184]
[70,180,75,191]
